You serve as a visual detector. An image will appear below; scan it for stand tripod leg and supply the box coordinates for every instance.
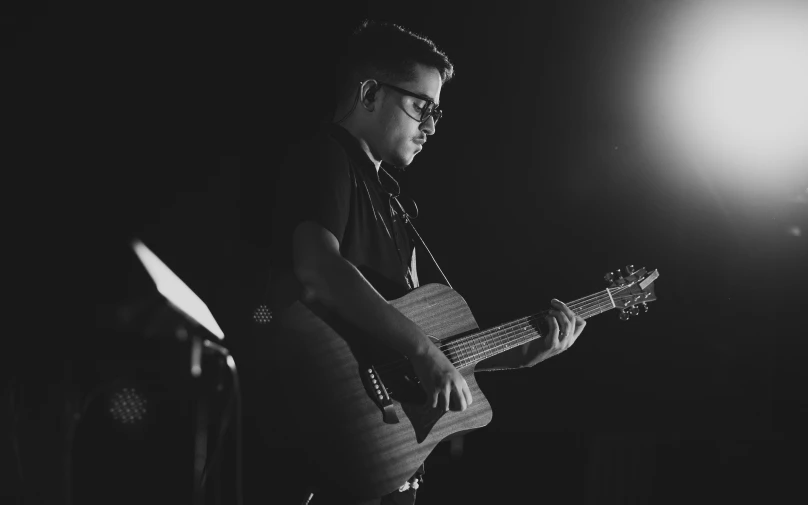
[192,337,209,505]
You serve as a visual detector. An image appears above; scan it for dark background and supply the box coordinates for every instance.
[5,0,807,503]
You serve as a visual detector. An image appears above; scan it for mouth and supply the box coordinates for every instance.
[413,138,426,146]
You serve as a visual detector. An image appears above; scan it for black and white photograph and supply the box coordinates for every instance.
[4,1,807,503]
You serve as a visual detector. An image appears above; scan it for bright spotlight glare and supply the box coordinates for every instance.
[643,0,808,183]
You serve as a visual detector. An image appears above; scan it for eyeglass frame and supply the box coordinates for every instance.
[374,81,443,125]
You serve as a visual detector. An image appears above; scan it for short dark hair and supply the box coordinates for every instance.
[334,20,454,106]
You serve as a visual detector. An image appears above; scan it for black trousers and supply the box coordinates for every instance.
[238,348,424,505]
[309,464,424,505]
[242,417,425,505]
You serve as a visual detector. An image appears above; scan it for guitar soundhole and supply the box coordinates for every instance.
[381,366,426,406]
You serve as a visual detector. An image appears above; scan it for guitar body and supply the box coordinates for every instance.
[254,283,493,499]
[251,267,660,499]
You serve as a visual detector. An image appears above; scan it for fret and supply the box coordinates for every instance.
[430,269,659,370]
[450,291,622,366]
[465,336,475,366]
[605,287,615,308]
[448,342,458,366]
[457,339,469,366]
[453,339,464,367]
[472,334,482,362]
[481,332,493,360]
[487,329,499,359]
[522,323,538,347]
[482,328,498,360]
[459,341,470,365]
[492,329,507,357]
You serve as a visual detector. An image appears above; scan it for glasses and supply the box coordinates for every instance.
[376,81,442,125]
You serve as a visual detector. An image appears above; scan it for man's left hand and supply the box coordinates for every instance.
[475,298,587,371]
[519,298,586,367]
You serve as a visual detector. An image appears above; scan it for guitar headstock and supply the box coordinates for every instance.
[604,265,659,320]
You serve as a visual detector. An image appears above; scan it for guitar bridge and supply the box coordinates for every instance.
[360,365,399,424]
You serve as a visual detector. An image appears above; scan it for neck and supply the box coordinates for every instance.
[440,289,617,368]
[333,115,382,173]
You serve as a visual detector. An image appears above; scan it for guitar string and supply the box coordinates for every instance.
[435,287,610,349]
[373,285,641,374]
[430,282,639,354]
[376,292,628,375]
[447,289,624,353]
[444,295,617,367]
[373,294,605,374]
[432,294,609,360]
[450,301,612,368]
[374,300,611,375]
[436,293,620,367]
[374,284,646,374]
[448,282,636,345]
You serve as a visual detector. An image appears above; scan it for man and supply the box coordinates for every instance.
[257,20,586,505]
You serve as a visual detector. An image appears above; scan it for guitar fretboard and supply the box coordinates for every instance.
[439,288,616,368]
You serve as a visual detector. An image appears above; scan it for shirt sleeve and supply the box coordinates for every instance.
[276,135,353,247]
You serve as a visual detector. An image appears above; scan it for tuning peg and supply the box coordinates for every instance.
[625,265,636,274]
[642,302,649,312]
[604,272,614,283]
[619,310,630,321]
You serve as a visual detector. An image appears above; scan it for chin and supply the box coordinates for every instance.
[387,152,414,170]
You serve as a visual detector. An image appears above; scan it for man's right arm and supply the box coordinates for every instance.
[291,220,472,412]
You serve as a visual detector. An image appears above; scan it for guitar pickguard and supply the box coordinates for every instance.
[400,401,446,443]
[262,285,494,499]
[365,336,459,442]
[371,365,446,443]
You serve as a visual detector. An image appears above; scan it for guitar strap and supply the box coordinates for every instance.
[390,194,453,290]
[252,194,452,327]
[248,196,437,499]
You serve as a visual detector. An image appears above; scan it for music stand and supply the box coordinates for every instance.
[130,239,241,505]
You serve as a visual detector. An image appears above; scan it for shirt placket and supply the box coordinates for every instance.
[387,196,414,290]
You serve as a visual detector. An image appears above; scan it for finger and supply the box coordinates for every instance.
[460,378,469,410]
[443,384,451,412]
[431,390,439,409]
[554,299,576,326]
[554,310,571,341]
[555,299,577,321]
[546,315,560,345]
[451,379,467,411]
[571,317,587,342]
[463,381,473,407]
[551,298,574,318]
[565,313,576,343]
[454,388,467,411]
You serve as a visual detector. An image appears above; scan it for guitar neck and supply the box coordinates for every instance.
[441,288,617,368]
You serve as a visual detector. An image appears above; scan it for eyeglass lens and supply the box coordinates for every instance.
[422,105,441,124]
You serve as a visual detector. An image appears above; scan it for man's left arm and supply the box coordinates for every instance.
[476,298,586,371]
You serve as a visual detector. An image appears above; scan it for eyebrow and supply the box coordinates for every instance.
[417,92,439,107]
[423,91,439,106]
[386,82,440,107]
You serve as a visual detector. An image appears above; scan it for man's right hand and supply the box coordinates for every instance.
[409,341,473,412]
[293,221,473,411]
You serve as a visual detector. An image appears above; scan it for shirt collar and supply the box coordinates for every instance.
[325,122,401,197]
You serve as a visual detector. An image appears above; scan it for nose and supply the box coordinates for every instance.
[420,115,436,135]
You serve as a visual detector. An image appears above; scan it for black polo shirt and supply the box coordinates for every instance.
[270,122,419,301]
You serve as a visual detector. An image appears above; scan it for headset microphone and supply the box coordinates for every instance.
[365,86,377,102]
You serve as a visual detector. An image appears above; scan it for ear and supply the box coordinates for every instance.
[360,80,380,110]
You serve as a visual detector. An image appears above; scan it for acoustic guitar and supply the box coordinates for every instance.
[255,266,659,498]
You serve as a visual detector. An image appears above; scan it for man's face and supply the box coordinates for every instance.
[370,63,442,169]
